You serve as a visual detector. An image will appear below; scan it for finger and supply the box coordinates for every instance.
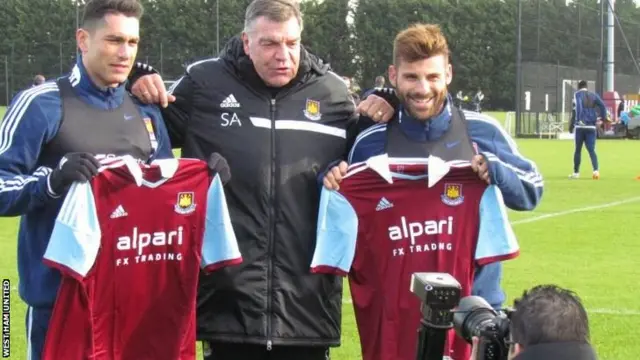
[79,157,99,177]
[131,80,145,99]
[338,161,349,175]
[379,101,395,122]
[323,177,333,189]
[470,159,479,172]
[145,79,160,104]
[81,153,102,169]
[481,171,490,183]
[323,175,339,190]
[356,99,372,116]
[137,83,153,104]
[75,162,96,182]
[168,94,176,103]
[330,167,344,183]
[152,75,169,107]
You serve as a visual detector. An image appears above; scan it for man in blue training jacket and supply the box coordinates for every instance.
[323,23,544,310]
[569,80,609,180]
[0,1,173,359]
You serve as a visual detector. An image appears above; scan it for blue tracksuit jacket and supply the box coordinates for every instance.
[0,59,173,309]
[346,96,544,308]
[571,89,608,130]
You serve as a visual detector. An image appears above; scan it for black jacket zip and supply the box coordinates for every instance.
[266,97,277,351]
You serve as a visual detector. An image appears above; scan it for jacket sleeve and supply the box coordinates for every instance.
[163,73,195,149]
[0,86,62,216]
[128,62,190,149]
[469,115,544,211]
[316,83,360,187]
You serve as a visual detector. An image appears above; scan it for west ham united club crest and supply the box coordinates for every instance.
[303,99,322,121]
[441,183,464,206]
[174,192,196,214]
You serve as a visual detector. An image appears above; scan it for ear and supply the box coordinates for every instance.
[388,64,397,88]
[241,32,250,56]
[76,28,90,55]
[445,63,453,86]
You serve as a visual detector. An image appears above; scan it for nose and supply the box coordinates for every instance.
[273,43,288,62]
[416,79,430,93]
[118,43,134,60]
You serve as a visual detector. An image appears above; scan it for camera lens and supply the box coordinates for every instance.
[453,296,498,342]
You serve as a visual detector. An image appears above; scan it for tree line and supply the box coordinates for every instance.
[3,0,640,109]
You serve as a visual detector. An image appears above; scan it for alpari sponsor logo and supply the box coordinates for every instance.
[115,226,184,266]
[388,216,454,257]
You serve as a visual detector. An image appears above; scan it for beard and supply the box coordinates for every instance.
[398,88,448,121]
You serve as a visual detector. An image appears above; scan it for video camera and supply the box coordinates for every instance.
[411,273,511,360]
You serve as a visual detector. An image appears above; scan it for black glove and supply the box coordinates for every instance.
[207,153,231,185]
[569,124,575,133]
[49,153,101,194]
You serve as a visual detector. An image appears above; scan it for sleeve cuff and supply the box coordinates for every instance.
[46,175,61,198]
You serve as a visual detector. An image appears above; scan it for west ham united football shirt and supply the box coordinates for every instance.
[311,155,519,360]
[42,156,242,360]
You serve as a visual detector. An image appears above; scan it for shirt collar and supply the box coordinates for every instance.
[398,94,453,141]
[69,56,127,100]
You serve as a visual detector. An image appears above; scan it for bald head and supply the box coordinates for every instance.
[33,75,46,86]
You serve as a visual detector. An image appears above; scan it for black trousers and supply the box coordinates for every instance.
[202,341,330,360]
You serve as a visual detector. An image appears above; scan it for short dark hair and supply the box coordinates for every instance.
[82,0,144,28]
[510,285,590,347]
[578,80,588,89]
[374,76,385,87]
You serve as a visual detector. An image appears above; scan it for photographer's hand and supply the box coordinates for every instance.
[469,337,480,360]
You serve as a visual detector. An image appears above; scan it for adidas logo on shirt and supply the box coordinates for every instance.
[110,205,128,219]
[220,94,241,108]
[375,197,394,211]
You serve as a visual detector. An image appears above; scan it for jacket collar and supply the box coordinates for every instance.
[219,35,329,94]
[514,342,597,360]
[397,94,453,141]
[68,56,126,101]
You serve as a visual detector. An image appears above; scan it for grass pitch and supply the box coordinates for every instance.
[0,107,638,359]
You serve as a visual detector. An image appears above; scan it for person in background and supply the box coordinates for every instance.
[362,75,386,98]
[569,80,609,180]
[33,74,46,86]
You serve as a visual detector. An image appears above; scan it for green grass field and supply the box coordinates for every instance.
[1,107,639,359]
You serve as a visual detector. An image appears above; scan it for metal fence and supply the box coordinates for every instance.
[515,0,640,138]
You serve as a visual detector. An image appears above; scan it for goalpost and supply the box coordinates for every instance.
[560,78,595,124]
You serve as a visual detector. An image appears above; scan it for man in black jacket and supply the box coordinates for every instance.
[128,0,394,359]
[470,285,597,360]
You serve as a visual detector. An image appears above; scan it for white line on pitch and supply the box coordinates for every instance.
[511,196,640,226]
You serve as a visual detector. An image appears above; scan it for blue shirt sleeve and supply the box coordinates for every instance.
[466,112,544,211]
[201,173,242,272]
[0,84,63,216]
[472,185,520,309]
[310,188,358,275]
[43,181,101,280]
[475,185,519,263]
